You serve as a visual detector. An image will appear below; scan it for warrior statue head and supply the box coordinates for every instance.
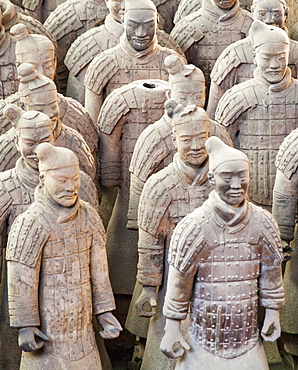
[164,54,206,108]
[124,0,157,51]
[250,20,290,84]
[4,104,54,170]
[251,0,288,29]
[206,136,249,206]
[167,103,210,168]
[212,0,237,11]
[106,0,125,23]
[11,23,56,80]
[37,143,80,208]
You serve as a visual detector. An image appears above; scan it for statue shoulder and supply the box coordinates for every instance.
[275,128,298,179]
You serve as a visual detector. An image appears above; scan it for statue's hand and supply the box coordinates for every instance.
[261,308,281,342]
[160,318,190,359]
[135,286,157,317]
[18,327,49,352]
[96,312,122,339]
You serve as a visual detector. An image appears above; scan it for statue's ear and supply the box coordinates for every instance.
[39,173,45,185]
[252,51,257,66]
[208,171,215,185]
[14,132,20,152]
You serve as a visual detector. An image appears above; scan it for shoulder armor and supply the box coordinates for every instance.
[82,200,106,241]
[156,30,185,57]
[289,39,298,66]
[0,170,14,220]
[210,38,250,86]
[174,0,201,24]
[169,207,206,273]
[0,92,20,135]
[22,0,40,12]
[79,171,99,210]
[275,128,298,179]
[215,81,255,127]
[210,120,233,147]
[138,165,176,235]
[0,128,20,172]
[84,48,118,94]
[6,204,51,267]
[170,13,204,52]
[44,2,83,40]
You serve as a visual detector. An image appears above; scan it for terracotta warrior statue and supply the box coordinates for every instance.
[44,0,109,93]
[84,0,184,124]
[161,136,285,370]
[170,0,253,93]
[215,20,298,210]
[207,0,297,119]
[0,63,96,180]
[22,0,66,22]
[135,105,214,370]
[65,0,184,105]
[0,105,99,370]
[127,55,232,230]
[1,0,56,45]
[273,129,298,366]
[6,142,122,369]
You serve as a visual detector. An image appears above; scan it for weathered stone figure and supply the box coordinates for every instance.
[6,142,122,369]
[170,0,253,92]
[161,136,285,370]
[84,0,184,124]
[0,63,96,180]
[207,0,298,119]
[135,105,213,370]
[215,20,298,210]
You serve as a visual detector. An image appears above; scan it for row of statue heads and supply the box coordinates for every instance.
[0,0,298,369]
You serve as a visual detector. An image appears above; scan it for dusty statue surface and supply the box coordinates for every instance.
[6,143,122,369]
[84,0,185,124]
[161,136,285,370]
[0,63,96,181]
[170,0,253,93]
[215,20,298,209]
[134,105,213,370]
[22,0,66,22]
[207,0,298,119]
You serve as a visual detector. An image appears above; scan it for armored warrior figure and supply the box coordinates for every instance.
[135,105,213,370]
[84,0,184,124]
[207,0,298,119]
[0,105,99,370]
[0,63,96,180]
[127,55,232,230]
[22,0,67,22]
[1,0,56,45]
[6,143,122,369]
[273,129,298,366]
[215,20,298,209]
[65,0,184,105]
[170,0,253,93]
[44,0,109,93]
[161,137,285,370]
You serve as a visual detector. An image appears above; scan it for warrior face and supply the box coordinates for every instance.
[16,126,55,170]
[173,120,209,167]
[252,0,287,28]
[254,42,289,83]
[16,52,56,81]
[106,0,125,23]
[213,0,237,10]
[124,9,156,51]
[171,82,206,108]
[212,161,249,206]
[43,166,81,208]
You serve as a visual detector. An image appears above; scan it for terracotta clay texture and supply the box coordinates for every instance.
[65,7,185,105]
[6,143,120,369]
[215,20,297,209]
[44,0,108,93]
[161,136,284,370]
[84,0,185,124]
[207,0,295,119]
[22,0,67,22]
[170,0,253,93]
[127,56,232,230]
[135,106,214,370]
[152,0,180,33]
[0,63,96,181]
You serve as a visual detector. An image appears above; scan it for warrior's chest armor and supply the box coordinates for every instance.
[0,38,18,99]
[238,82,298,205]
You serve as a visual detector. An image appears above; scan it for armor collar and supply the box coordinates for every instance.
[35,184,81,224]
[105,13,124,39]
[208,189,249,228]
[254,66,292,93]
[1,1,20,31]
[15,157,40,191]
[202,0,240,22]
[120,33,158,59]
[174,153,209,186]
